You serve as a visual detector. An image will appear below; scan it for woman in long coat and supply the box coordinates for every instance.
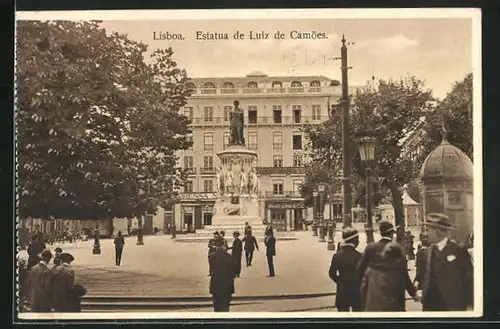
[360,242,416,311]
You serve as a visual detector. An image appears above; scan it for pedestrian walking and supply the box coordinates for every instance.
[242,232,259,267]
[53,247,63,266]
[50,252,86,312]
[413,232,430,290]
[114,231,125,266]
[405,231,416,269]
[417,213,473,311]
[207,231,220,276]
[27,249,53,312]
[228,231,243,277]
[27,234,46,270]
[360,241,417,311]
[264,230,276,277]
[209,240,236,312]
[264,223,273,237]
[328,228,362,312]
[244,222,252,236]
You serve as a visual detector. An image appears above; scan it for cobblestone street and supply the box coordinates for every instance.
[18,227,422,312]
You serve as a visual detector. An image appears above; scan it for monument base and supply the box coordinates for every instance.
[174,194,297,242]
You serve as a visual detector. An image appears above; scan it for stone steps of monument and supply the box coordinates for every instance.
[174,230,297,242]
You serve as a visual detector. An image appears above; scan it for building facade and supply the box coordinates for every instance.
[167,71,365,233]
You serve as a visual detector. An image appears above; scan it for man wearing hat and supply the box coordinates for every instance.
[50,252,81,312]
[209,239,237,312]
[417,213,473,311]
[27,249,53,312]
[53,247,63,266]
[329,228,362,311]
[357,221,398,279]
[413,232,430,291]
[228,231,243,277]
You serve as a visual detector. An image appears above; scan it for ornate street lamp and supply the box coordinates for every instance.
[318,183,326,242]
[312,189,318,236]
[357,134,376,243]
[92,223,101,255]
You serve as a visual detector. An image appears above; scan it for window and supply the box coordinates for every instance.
[273,180,284,195]
[248,132,258,150]
[292,105,302,123]
[273,132,283,150]
[187,136,193,150]
[291,81,302,87]
[248,106,257,124]
[204,133,213,151]
[310,80,321,87]
[293,153,303,167]
[273,155,283,167]
[293,133,303,150]
[204,82,215,89]
[248,81,258,88]
[223,106,232,122]
[184,156,194,168]
[223,132,230,149]
[184,180,193,193]
[293,179,303,195]
[183,106,193,121]
[272,81,282,88]
[273,105,282,124]
[203,180,214,193]
[223,82,234,89]
[204,156,213,169]
[312,105,322,120]
[204,106,214,122]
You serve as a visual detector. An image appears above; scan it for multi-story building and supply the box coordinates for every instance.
[168,71,366,233]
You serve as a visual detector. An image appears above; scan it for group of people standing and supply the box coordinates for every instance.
[19,235,87,312]
[329,214,473,312]
[207,222,277,312]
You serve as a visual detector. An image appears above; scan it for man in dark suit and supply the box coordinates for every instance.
[27,249,53,312]
[264,231,276,277]
[114,231,125,266]
[413,232,430,290]
[209,240,236,312]
[329,228,362,311]
[207,231,220,276]
[417,213,473,311]
[356,221,397,279]
[242,232,259,267]
[229,231,243,277]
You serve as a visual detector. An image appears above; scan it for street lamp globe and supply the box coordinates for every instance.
[358,135,376,162]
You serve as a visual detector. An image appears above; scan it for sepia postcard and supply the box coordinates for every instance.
[14,8,482,321]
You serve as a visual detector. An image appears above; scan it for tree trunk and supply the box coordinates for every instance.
[389,181,405,244]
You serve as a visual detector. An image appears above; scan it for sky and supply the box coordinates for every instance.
[100,18,473,99]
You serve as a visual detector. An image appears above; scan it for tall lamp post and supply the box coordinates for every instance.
[312,189,318,236]
[318,183,326,242]
[92,222,101,255]
[357,134,376,244]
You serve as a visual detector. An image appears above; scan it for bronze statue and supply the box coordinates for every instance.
[229,100,245,145]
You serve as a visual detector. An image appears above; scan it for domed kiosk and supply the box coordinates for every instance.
[419,137,473,244]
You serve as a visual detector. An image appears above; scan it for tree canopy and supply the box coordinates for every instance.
[17,21,192,220]
[303,76,435,241]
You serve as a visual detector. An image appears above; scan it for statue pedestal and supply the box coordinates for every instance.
[174,143,297,242]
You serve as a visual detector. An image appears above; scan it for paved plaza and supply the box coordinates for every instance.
[18,226,422,312]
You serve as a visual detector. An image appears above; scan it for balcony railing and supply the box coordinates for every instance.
[184,167,196,175]
[266,191,303,198]
[200,167,216,175]
[192,86,333,96]
[187,115,329,127]
[256,166,306,175]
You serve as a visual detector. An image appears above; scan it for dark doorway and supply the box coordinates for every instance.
[293,209,303,230]
[183,213,193,232]
[270,209,287,231]
[194,206,203,230]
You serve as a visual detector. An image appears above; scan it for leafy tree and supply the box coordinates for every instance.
[303,76,434,242]
[420,73,473,160]
[17,21,192,224]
